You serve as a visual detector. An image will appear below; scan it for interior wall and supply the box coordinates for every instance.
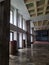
[35,30,49,41]
[10,4,33,49]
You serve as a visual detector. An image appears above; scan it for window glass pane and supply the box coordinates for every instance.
[10,32,12,41]
[18,14,22,28]
[10,11,13,24]
[23,19,27,31]
[30,29,32,34]
[20,16,22,28]
[18,15,20,27]
[19,33,22,48]
[14,9,17,26]
[14,32,17,40]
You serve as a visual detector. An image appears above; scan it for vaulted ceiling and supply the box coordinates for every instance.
[24,0,49,30]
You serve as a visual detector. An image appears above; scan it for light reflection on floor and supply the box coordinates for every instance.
[9,44,49,65]
[9,48,34,65]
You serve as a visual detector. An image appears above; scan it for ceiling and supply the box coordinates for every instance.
[24,0,49,18]
[11,0,49,21]
[24,0,49,30]
[11,0,49,30]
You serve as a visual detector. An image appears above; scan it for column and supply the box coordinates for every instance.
[48,29,49,41]
[32,28,35,42]
[16,9,19,48]
[0,0,10,65]
[26,20,31,48]
[22,16,23,48]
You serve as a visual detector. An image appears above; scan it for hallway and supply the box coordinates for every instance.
[0,0,49,65]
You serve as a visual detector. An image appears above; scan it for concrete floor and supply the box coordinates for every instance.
[9,44,49,65]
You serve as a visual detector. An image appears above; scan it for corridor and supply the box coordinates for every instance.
[0,0,49,65]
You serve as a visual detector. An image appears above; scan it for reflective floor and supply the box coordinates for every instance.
[9,48,34,65]
[9,44,49,65]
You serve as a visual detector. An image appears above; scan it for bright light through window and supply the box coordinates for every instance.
[10,32,12,41]
[10,11,13,24]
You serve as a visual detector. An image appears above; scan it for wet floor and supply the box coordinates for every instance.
[9,44,49,65]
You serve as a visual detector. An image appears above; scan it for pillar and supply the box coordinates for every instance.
[32,28,36,42]
[0,0,10,65]
[26,20,31,48]
[48,29,49,41]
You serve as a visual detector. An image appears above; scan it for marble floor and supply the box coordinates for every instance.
[9,48,34,65]
[9,44,49,65]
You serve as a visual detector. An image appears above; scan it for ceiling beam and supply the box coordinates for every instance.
[47,9,49,11]
[25,0,39,4]
[38,21,42,26]
[34,0,37,16]
[37,5,44,8]
[47,20,49,25]
[37,10,43,13]
[41,20,44,27]
[37,21,38,26]
[33,20,49,30]
[34,25,49,28]
[31,14,36,18]
[25,0,34,4]
[28,7,34,11]
[48,5,49,6]
[43,0,48,14]
[42,20,49,26]
[36,22,38,26]
[35,28,49,30]
[30,12,35,15]
[31,14,49,22]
